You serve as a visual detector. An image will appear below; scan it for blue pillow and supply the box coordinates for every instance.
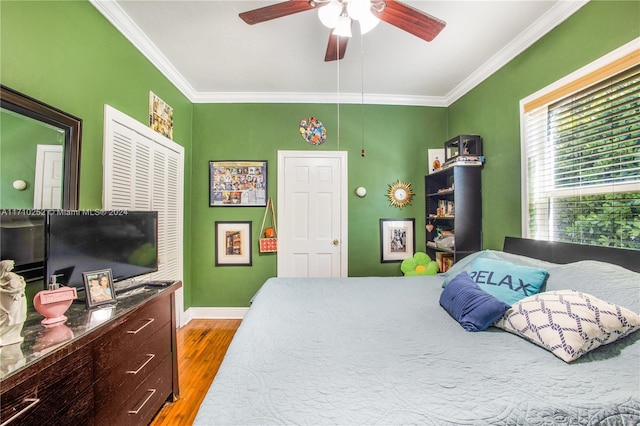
[468,258,548,305]
[439,272,511,332]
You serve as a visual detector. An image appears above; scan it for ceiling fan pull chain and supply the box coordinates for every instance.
[336,40,340,151]
[360,30,366,157]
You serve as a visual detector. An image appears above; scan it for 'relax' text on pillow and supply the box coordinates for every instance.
[468,257,548,304]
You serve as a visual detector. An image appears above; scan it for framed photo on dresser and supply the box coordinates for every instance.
[82,269,116,308]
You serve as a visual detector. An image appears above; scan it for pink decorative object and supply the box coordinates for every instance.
[33,322,75,355]
[33,287,77,325]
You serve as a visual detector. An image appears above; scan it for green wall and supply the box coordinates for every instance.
[191,103,446,306]
[0,111,63,208]
[2,0,638,308]
[447,0,640,250]
[0,1,194,306]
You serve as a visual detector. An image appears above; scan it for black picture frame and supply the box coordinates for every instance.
[215,221,253,266]
[82,269,116,308]
[209,160,267,207]
[380,218,415,263]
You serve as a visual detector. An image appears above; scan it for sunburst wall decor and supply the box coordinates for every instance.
[386,180,414,209]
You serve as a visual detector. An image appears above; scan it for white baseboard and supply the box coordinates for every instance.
[182,307,248,326]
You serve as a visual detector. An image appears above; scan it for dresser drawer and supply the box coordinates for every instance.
[96,353,173,426]
[0,346,93,425]
[93,296,170,376]
[94,322,171,416]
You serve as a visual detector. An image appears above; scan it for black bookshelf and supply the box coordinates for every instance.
[425,165,482,267]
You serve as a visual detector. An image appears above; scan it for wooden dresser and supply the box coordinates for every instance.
[0,282,181,426]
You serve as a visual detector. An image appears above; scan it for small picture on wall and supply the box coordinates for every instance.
[215,221,252,266]
[209,160,267,207]
[380,218,415,263]
[149,91,174,140]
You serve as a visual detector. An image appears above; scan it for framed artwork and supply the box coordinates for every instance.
[82,269,116,308]
[209,160,267,207]
[428,148,445,174]
[379,218,415,263]
[215,221,252,266]
[149,91,174,140]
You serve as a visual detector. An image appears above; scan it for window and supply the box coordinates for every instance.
[521,43,640,250]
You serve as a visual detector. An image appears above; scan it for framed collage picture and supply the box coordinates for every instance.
[209,160,267,207]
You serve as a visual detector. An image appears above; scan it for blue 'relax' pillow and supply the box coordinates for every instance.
[469,258,548,305]
[439,272,511,332]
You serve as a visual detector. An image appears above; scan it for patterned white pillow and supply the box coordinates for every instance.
[495,290,640,362]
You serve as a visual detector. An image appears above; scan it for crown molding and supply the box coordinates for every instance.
[443,0,589,106]
[91,0,587,107]
[89,0,198,100]
[191,91,448,106]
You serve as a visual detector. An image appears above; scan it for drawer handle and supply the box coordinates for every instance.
[127,317,154,334]
[126,353,155,375]
[0,398,40,426]
[128,389,156,415]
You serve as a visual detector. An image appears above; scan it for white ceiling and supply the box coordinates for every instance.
[91,0,588,106]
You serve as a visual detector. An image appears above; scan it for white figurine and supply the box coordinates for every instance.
[0,260,28,346]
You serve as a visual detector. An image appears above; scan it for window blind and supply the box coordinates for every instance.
[523,64,640,249]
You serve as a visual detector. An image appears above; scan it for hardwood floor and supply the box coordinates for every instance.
[150,319,241,426]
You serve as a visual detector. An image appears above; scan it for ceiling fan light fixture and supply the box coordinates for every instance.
[333,15,352,37]
[358,10,379,34]
[318,0,342,28]
[346,0,371,20]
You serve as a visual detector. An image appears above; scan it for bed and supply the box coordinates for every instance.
[195,238,640,425]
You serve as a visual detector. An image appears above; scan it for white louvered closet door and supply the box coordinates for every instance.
[151,148,181,282]
[103,105,184,325]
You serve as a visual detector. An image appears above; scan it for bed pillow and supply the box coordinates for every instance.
[439,272,511,332]
[542,260,640,312]
[495,290,640,362]
[441,249,558,288]
[468,257,548,305]
[441,250,502,287]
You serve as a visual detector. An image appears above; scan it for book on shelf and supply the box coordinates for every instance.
[436,252,454,273]
[435,199,454,217]
[440,156,485,170]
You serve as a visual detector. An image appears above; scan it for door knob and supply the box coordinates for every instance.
[332,239,339,246]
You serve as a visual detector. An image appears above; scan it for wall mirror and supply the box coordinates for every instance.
[0,85,81,209]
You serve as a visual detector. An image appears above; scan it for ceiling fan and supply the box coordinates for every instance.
[239,0,446,62]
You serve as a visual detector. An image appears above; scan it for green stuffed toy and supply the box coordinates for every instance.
[401,252,439,276]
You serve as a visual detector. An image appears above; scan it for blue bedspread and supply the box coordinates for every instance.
[195,256,640,425]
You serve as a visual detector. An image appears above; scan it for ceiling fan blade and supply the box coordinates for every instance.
[375,0,446,42]
[239,0,316,25]
[324,33,349,62]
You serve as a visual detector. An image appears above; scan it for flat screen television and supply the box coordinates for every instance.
[45,211,158,292]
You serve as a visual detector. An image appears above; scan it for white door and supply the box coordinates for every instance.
[103,105,185,326]
[33,145,62,208]
[277,151,348,277]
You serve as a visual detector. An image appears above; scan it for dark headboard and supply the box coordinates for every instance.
[503,237,639,273]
